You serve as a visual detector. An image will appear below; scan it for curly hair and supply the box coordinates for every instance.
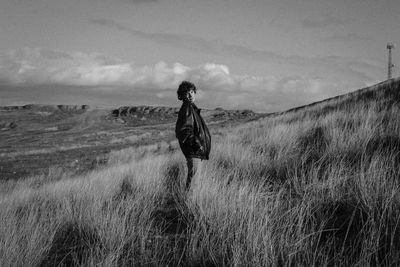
[177,81,196,101]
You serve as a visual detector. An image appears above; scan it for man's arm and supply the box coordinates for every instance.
[176,104,196,146]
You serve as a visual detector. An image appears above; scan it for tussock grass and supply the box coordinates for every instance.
[1,78,400,266]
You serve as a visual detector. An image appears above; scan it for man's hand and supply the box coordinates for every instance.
[193,138,203,153]
[198,145,204,154]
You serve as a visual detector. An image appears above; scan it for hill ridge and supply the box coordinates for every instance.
[278,77,400,115]
[0,104,90,112]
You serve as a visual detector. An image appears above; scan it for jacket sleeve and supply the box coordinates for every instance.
[176,104,196,146]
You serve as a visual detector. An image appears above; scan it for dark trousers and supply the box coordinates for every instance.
[186,157,202,189]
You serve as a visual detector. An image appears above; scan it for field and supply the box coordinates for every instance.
[0,104,263,179]
[1,78,400,266]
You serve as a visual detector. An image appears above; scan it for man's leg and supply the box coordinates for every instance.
[186,157,202,189]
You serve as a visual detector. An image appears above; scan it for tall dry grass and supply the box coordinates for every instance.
[1,78,400,266]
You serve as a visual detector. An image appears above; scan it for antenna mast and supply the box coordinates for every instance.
[387,42,395,80]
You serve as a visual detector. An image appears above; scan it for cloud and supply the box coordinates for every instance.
[89,18,297,63]
[129,0,158,2]
[0,48,263,91]
[0,48,382,112]
[123,0,158,3]
[0,47,130,86]
[89,18,382,84]
[302,15,343,28]
[322,32,372,42]
[89,18,228,55]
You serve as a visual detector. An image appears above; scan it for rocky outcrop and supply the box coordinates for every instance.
[0,122,17,131]
[110,106,180,126]
[57,105,89,112]
[111,106,179,117]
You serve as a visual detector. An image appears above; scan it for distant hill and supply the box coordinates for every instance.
[0,104,90,112]
[0,104,263,131]
[0,103,264,179]
[110,105,261,126]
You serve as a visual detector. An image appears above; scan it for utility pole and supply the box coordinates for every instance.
[387,42,395,80]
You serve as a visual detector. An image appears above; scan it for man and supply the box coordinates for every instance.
[175,81,211,190]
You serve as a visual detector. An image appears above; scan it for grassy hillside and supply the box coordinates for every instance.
[1,78,400,266]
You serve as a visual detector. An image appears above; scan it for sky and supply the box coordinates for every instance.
[0,0,399,112]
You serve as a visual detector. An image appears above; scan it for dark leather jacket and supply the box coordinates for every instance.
[175,101,211,160]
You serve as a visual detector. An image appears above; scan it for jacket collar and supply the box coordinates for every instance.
[183,100,201,113]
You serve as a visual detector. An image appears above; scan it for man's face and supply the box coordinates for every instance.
[185,89,196,103]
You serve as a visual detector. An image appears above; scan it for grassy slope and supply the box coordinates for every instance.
[1,78,400,266]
